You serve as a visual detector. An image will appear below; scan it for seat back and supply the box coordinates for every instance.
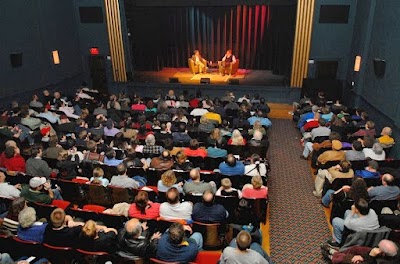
[369,200,399,216]
[75,248,111,264]
[86,183,112,207]
[225,145,244,157]
[109,185,137,204]
[43,243,75,264]
[192,221,223,250]
[0,196,14,215]
[246,145,268,159]
[56,179,87,206]
[194,251,222,264]
[82,204,106,213]
[67,207,100,222]
[12,236,43,258]
[204,157,225,171]
[215,196,239,217]
[244,198,268,224]
[29,202,57,221]
[98,212,128,230]
[150,258,179,264]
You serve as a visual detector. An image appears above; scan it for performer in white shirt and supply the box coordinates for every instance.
[220,49,237,76]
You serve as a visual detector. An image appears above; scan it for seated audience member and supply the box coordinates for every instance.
[317,140,345,166]
[117,218,161,259]
[314,160,354,197]
[244,154,267,177]
[377,127,395,148]
[0,140,18,167]
[328,198,379,247]
[219,154,245,176]
[355,160,380,179]
[26,145,53,178]
[190,102,208,117]
[207,145,228,158]
[320,107,334,123]
[79,219,118,253]
[184,139,207,158]
[363,142,386,161]
[43,208,84,247]
[2,197,27,233]
[172,123,191,144]
[345,140,366,161]
[183,168,215,194]
[220,230,271,264]
[325,239,399,264]
[156,222,202,263]
[297,105,319,129]
[228,129,246,146]
[247,110,272,128]
[103,148,123,166]
[0,171,21,199]
[83,140,105,163]
[172,109,188,124]
[43,135,63,159]
[301,131,341,160]
[90,167,109,187]
[128,191,160,219]
[150,150,174,170]
[202,106,222,124]
[307,118,331,141]
[159,187,192,221]
[142,134,163,157]
[192,190,228,223]
[158,170,184,193]
[110,163,140,189]
[216,178,242,198]
[3,146,25,172]
[21,177,63,204]
[242,176,268,199]
[20,109,42,130]
[248,120,267,136]
[206,128,227,147]
[17,207,48,243]
[352,120,376,137]
[321,177,369,208]
[172,151,193,171]
[56,149,79,180]
[368,173,400,201]
[198,116,215,133]
[248,130,269,148]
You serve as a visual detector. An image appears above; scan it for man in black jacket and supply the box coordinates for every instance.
[116,218,161,260]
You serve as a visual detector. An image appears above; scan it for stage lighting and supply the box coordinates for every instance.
[52,50,60,65]
[90,47,100,55]
[354,55,361,72]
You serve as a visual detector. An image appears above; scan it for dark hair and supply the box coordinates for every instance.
[7,197,26,221]
[31,145,42,157]
[4,146,15,159]
[134,191,149,215]
[318,118,327,126]
[355,198,370,215]
[105,148,116,159]
[168,222,185,244]
[352,140,363,151]
[350,178,368,201]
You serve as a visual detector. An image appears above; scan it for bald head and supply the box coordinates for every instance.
[125,218,142,238]
[378,239,398,257]
[189,168,200,181]
[381,127,392,136]
[202,190,214,205]
[382,174,395,186]
[5,140,17,148]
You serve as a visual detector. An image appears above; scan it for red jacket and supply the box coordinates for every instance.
[3,154,26,172]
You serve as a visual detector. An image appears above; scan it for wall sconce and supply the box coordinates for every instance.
[354,55,361,72]
[52,50,60,65]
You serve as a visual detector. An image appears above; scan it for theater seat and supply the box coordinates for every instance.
[194,251,222,264]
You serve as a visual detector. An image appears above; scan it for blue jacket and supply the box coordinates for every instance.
[156,232,198,262]
[219,161,245,176]
[355,169,380,179]
[17,222,48,243]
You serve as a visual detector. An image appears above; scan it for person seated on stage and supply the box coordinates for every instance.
[191,50,207,74]
[219,49,237,76]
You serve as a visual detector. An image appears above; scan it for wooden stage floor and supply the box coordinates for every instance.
[133,67,286,86]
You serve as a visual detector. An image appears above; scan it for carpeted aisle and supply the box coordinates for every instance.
[268,119,331,263]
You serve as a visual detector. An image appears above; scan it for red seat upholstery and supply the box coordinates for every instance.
[83,204,106,213]
[194,251,222,264]
[51,200,71,210]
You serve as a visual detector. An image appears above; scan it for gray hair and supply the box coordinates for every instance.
[18,207,37,228]
[145,134,156,146]
[372,143,384,155]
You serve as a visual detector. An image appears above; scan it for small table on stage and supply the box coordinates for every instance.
[208,61,219,73]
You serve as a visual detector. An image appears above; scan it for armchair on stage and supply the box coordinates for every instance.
[188,57,208,74]
[218,59,240,75]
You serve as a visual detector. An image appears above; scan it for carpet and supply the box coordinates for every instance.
[268,119,331,263]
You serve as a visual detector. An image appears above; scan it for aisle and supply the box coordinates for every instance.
[268,119,331,263]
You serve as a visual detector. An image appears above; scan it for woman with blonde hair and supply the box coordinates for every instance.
[215,178,242,198]
[79,219,118,253]
[157,170,183,193]
[242,175,268,199]
[206,128,227,147]
[228,129,246,146]
[248,120,267,136]
[172,151,193,171]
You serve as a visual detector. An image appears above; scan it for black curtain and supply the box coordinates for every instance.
[125,4,296,76]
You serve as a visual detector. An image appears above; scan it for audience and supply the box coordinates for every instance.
[17,207,48,243]
[159,187,193,222]
[128,191,160,220]
[192,190,228,223]
[183,169,215,194]
[219,154,245,176]
[242,176,268,199]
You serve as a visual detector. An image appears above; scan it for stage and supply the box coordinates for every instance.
[132,67,287,87]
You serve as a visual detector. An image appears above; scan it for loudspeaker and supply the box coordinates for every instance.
[373,59,386,78]
[10,53,23,68]
[169,77,179,83]
[229,79,240,85]
[200,78,210,84]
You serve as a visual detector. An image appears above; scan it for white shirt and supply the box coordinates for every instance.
[363,148,386,161]
[160,201,193,221]
[190,108,208,116]
[222,54,237,63]
[244,164,267,177]
[0,182,21,199]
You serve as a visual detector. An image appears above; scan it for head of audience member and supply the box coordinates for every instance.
[367,160,379,172]
[382,174,395,186]
[202,190,215,207]
[50,208,66,228]
[134,191,150,215]
[252,130,263,141]
[31,145,43,158]
[7,197,27,221]
[162,138,173,151]
[250,154,262,165]
[225,49,232,57]
[160,150,172,161]
[372,143,384,155]
[80,219,98,241]
[194,50,200,56]
[29,177,47,191]
[381,127,393,137]
[362,135,375,148]
[189,139,200,150]
[145,134,156,146]
[226,154,237,167]
[354,198,370,216]
[350,178,368,202]
[124,218,142,239]
[318,118,327,127]
[230,129,244,145]
[352,140,363,151]
[116,163,127,176]
[105,148,116,160]
[236,231,252,251]
[4,140,18,150]
[365,121,375,131]
[86,140,98,153]
[256,110,264,118]
[251,175,264,190]
[331,140,342,151]
[57,149,69,161]
[0,172,6,183]
[166,187,180,205]
[338,160,352,173]
[328,132,341,142]
[4,146,17,159]
[168,222,185,244]
[92,167,104,181]
[210,128,222,143]
[189,168,201,182]
[18,207,37,229]
[377,239,399,257]
[253,120,262,130]
[221,178,232,191]
[175,151,187,165]
[161,170,177,187]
